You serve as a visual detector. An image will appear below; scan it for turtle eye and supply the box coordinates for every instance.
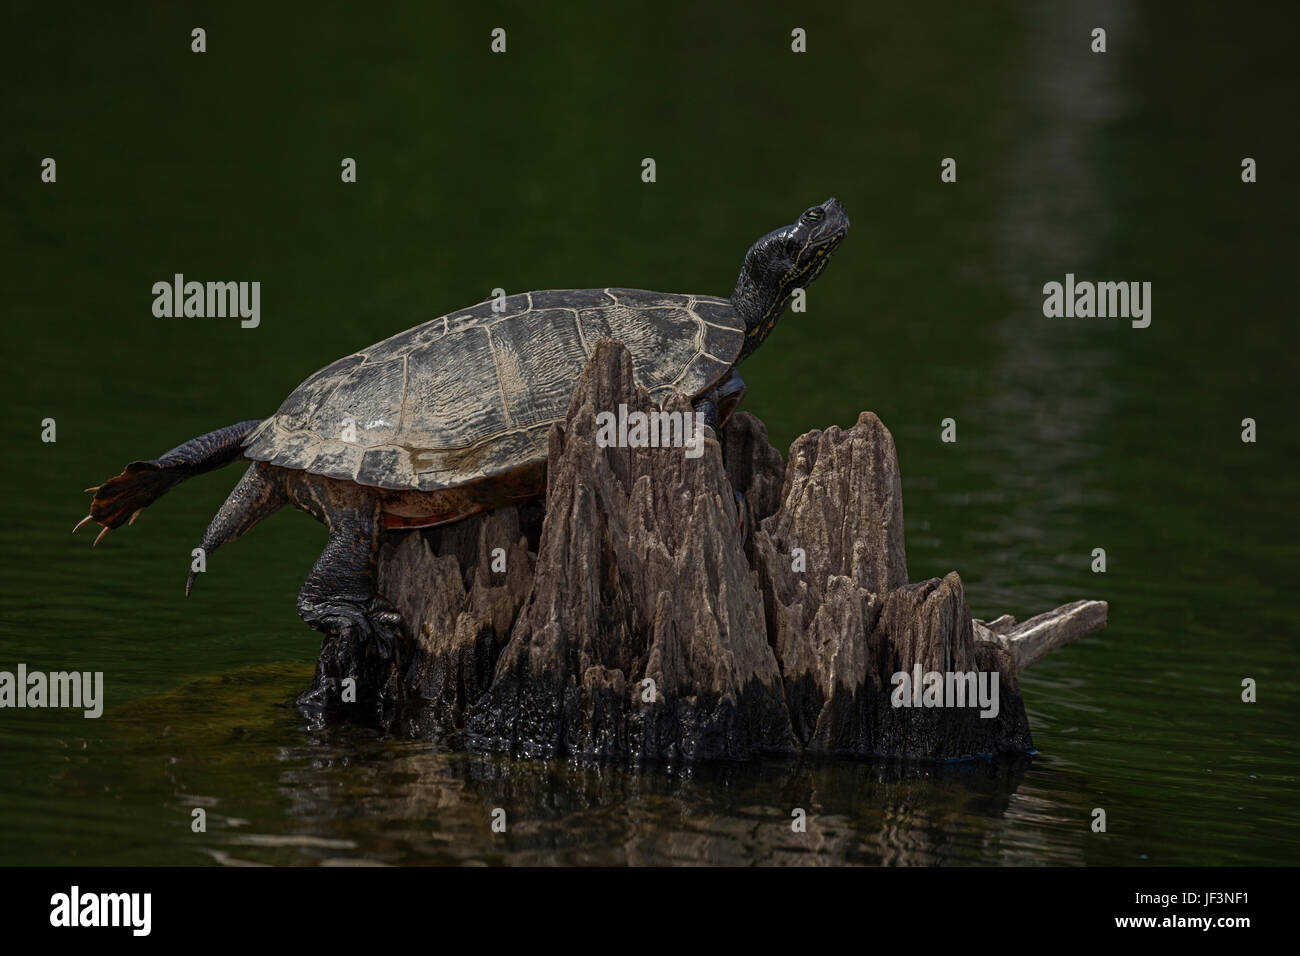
[804,209,824,223]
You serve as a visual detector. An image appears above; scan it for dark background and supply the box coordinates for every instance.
[1,1,1296,864]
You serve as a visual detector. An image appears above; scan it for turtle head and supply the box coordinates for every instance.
[731,198,849,360]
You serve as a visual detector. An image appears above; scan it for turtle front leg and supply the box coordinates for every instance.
[694,370,749,541]
[294,493,407,661]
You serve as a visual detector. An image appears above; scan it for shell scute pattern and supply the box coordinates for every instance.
[244,289,744,491]
[489,308,590,427]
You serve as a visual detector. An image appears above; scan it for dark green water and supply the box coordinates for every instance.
[3,2,1296,865]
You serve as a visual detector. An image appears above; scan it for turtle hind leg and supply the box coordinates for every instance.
[294,494,407,661]
[186,461,288,595]
[77,420,263,540]
[295,495,410,726]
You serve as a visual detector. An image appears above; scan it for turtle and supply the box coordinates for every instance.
[76,198,850,655]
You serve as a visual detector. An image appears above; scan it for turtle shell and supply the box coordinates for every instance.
[242,288,745,492]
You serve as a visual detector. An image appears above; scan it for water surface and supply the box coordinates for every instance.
[2,1,1296,865]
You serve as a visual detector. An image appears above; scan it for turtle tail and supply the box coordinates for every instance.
[186,460,288,596]
[75,420,262,546]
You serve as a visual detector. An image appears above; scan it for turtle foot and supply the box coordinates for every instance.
[76,459,182,537]
[366,595,408,662]
[299,594,408,661]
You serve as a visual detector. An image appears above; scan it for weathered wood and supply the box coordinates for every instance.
[974,600,1109,672]
[300,339,1107,762]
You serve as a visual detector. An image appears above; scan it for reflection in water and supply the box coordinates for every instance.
[269,742,1040,867]
[92,665,1071,866]
[998,2,1130,282]
[978,0,1133,612]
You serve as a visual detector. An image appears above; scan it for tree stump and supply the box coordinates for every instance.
[300,340,1108,763]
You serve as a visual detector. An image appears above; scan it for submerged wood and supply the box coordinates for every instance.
[301,339,1108,763]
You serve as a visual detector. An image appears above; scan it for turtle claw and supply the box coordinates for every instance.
[367,596,408,661]
[92,526,111,547]
[72,514,94,534]
[79,459,181,532]
[298,594,409,662]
